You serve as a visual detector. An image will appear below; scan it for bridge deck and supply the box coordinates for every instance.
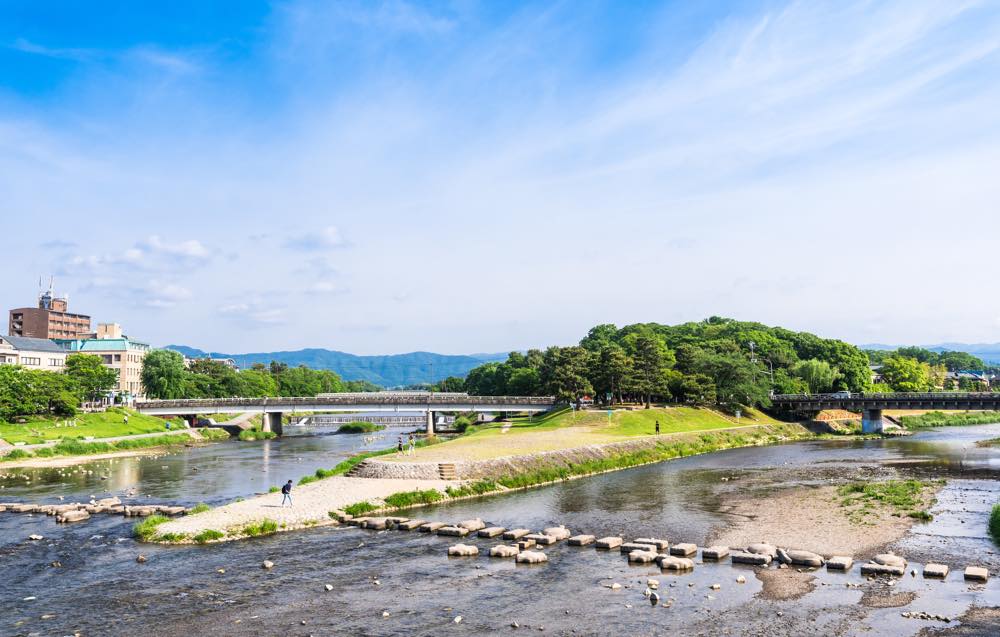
[772,392,1000,411]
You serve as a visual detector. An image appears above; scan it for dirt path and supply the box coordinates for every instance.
[157,475,460,539]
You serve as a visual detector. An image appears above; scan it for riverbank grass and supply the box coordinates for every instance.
[990,504,1000,545]
[900,411,1000,429]
[134,515,171,541]
[238,428,277,441]
[1,432,200,463]
[0,408,179,445]
[837,479,941,524]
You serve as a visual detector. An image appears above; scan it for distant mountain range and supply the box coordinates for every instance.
[861,343,1000,364]
[164,345,508,387]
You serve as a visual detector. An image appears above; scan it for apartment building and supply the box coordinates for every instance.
[0,334,68,370]
[56,324,151,398]
[9,288,91,339]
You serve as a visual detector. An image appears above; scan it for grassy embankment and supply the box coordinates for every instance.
[332,406,814,516]
[990,505,1000,545]
[0,407,181,445]
[900,411,1000,429]
[837,479,941,523]
[336,422,386,434]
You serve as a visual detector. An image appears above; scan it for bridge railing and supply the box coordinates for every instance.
[773,392,1000,402]
[135,395,558,410]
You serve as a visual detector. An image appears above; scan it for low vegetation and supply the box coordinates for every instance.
[238,428,277,441]
[837,479,940,524]
[900,411,1000,429]
[189,503,211,515]
[990,504,1000,545]
[193,529,225,544]
[1,432,199,463]
[240,519,278,537]
[197,427,232,440]
[133,515,171,541]
[336,421,385,434]
[343,501,378,516]
[0,407,178,445]
[382,489,444,508]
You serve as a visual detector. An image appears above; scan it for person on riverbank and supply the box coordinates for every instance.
[408,433,415,455]
[397,436,404,455]
[655,420,660,435]
[280,480,293,507]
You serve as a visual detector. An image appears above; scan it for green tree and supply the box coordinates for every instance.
[590,344,631,405]
[540,346,594,405]
[880,356,931,392]
[435,376,466,393]
[790,358,840,394]
[507,367,541,395]
[141,349,188,399]
[629,335,675,407]
[64,353,120,402]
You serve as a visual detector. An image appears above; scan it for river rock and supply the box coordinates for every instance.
[325,584,334,591]
[786,549,824,567]
[635,538,670,552]
[262,560,274,569]
[964,566,989,582]
[437,526,470,537]
[136,554,147,563]
[595,537,623,550]
[620,542,651,554]
[874,554,907,568]
[524,533,557,545]
[458,518,486,532]
[478,526,506,538]
[731,551,771,566]
[96,497,121,507]
[657,556,695,571]
[28,534,43,541]
[923,563,949,578]
[503,528,531,540]
[363,518,389,530]
[489,545,520,558]
[515,551,548,564]
[347,517,369,527]
[158,505,187,516]
[419,522,446,533]
[647,578,659,589]
[702,546,730,560]
[12,504,39,513]
[627,549,659,564]
[543,526,571,541]
[568,535,595,546]
[385,516,409,525]
[826,556,854,571]
[517,539,536,550]
[649,592,660,605]
[447,543,479,557]
[746,543,777,558]
[861,563,904,577]
[669,543,697,557]
[398,519,426,531]
[57,510,90,524]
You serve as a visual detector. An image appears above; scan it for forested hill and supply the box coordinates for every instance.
[163,346,506,388]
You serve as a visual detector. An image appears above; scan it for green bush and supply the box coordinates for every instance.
[241,519,279,537]
[133,515,171,541]
[3,449,33,460]
[198,427,231,440]
[239,429,277,441]
[990,504,1000,545]
[336,422,386,434]
[193,529,225,544]
[901,411,1000,429]
[157,532,188,542]
[189,503,211,515]
[383,489,444,508]
[344,501,378,516]
[268,486,279,493]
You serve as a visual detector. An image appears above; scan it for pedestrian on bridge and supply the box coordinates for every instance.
[280,480,293,507]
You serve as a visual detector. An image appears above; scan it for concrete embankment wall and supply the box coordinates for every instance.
[351,426,802,481]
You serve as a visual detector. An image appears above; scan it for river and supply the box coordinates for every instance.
[2,424,1000,636]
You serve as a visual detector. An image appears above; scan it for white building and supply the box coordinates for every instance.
[0,334,68,370]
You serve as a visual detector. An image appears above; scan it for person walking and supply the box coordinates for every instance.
[655,420,660,435]
[280,480,293,507]
[408,433,416,455]
[123,414,129,425]
[397,436,404,455]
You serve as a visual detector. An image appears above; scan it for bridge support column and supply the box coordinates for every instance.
[862,409,884,434]
[426,410,435,436]
[262,412,283,436]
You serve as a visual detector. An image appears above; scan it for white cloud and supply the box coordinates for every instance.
[286,226,349,251]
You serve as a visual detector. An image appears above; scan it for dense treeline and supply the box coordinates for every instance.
[0,354,119,422]
[865,347,985,372]
[449,317,873,409]
[865,347,998,392]
[140,350,381,400]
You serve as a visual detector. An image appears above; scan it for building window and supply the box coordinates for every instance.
[22,357,41,366]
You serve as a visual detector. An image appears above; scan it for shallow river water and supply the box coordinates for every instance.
[2,424,1000,636]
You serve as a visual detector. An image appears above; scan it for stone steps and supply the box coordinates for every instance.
[345,461,370,478]
[438,463,457,480]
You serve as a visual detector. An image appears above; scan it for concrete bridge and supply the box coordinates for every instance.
[771,392,1000,433]
[134,392,556,435]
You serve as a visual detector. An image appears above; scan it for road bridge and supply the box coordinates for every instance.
[135,393,556,436]
[771,392,1000,433]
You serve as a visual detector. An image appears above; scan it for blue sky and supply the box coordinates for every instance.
[3,1,1000,354]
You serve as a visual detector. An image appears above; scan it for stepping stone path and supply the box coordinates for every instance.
[517,539,536,550]
[447,544,479,557]
[627,549,659,564]
[595,537,623,550]
[702,546,729,560]
[489,545,519,558]
[502,529,531,540]
[515,551,548,564]
[398,519,426,531]
[419,522,445,533]
[634,538,670,551]
[363,518,389,530]
[544,526,571,541]
[731,552,771,565]
[826,556,853,571]
[477,527,506,538]
[783,549,824,567]
[56,510,90,524]
[524,533,557,545]
[861,554,906,577]
[658,556,695,572]
[620,542,651,554]
[568,535,595,546]
[459,519,486,532]
[964,566,989,582]
[669,543,697,557]
[923,564,949,578]
[437,526,470,537]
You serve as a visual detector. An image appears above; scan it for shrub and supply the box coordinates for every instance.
[3,449,33,460]
[133,515,171,541]
[189,503,211,515]
[908,510,933,521]
[198,428,231,440]
[239,429,277,441]
[193,529,225,544]
[383,489,444,508]
[268,486,279,493]
[157,532,188,542]
[344,501,378,516]
[336,422,386,434]
[990,504,1000,545]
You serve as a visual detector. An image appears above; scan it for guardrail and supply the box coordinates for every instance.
[135,395,557,410]
[773,392,1000,401]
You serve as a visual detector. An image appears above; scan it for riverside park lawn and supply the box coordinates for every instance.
[386,406,784,462]
[0,409,176,445]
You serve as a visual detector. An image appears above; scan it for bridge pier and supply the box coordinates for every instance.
[262,412,283,436]
[426,410,435,436]
[862,409,884,434]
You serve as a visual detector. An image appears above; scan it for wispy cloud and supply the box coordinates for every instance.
[286,226,349,251]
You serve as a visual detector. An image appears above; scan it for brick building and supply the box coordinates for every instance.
[9,287,91,339]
